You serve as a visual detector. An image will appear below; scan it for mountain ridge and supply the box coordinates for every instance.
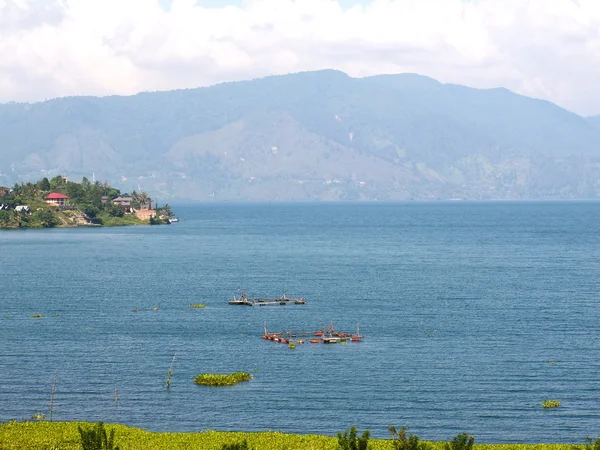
[1,70,599,200]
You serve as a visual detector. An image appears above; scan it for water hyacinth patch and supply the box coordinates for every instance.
[542,400,561,409]
[194,372,252,386]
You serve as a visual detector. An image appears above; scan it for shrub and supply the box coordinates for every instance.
[337,426,370,450]
[388,426,430,450]
[444,433,474,450]
[572,437,600,450]
[222,440,254,450]
[78,422,120,450]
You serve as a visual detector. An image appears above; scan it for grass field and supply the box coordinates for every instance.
[0,422,580,450]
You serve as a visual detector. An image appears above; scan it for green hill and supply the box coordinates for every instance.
[1,70,599,200]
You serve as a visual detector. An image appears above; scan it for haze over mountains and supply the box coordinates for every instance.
[1,70,599,201]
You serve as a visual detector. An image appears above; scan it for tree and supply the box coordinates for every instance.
[0,210,10,224]
[156,204,172,219]
[50,176,65,191]
[33,209,58,228]
[80,204,102,224]
[37,177,51,191]
[108,204,125,217]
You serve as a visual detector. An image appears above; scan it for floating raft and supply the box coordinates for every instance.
[229,292,306,306]
[262,323,363,345]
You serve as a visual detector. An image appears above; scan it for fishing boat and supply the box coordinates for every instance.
[322,336,341,344]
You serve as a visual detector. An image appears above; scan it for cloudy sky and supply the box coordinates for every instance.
[1,0,599,116]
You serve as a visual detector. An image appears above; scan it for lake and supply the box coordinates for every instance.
[1,202,600,443]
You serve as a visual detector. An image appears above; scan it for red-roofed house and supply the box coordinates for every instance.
[46,192,70,206]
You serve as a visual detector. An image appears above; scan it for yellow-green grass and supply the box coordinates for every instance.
[0,422,577,450]
[189,303,206,308]
[194,372,252,386]
[97,214,147,227]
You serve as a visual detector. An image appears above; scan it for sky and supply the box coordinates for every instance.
[1,0,599,116]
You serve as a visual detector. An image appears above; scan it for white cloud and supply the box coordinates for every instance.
[0,0,599,115]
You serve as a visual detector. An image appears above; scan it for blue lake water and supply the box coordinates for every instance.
[1,202,600,443]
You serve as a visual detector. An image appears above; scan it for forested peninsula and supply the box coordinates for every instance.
[0,176,173,229]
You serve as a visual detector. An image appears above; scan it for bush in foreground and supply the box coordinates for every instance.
[78,422,120,450]
[337,426,370,450]
[222,440,254,450]
[444,433,474,450]
[388,426,430,450]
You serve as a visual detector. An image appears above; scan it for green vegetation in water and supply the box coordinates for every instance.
[30,413,46,420]
[542,400,561,409]
[78,422,120,450]
[194,372,252,387]
[0,422,594,450]
[29,314,44,319]
[189,303,206,309]
[165,354,176,389]
[131,309,138,313]
[152,306,159,311]
[288,343,296,349]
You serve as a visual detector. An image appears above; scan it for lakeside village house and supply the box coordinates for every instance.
[107,194,156,220]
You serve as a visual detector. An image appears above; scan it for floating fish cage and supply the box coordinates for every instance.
[262,323,363,345]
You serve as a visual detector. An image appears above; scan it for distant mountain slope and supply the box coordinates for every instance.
[1,70,600,200]
[589,115,600,130]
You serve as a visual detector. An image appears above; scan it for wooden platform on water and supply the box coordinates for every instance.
[229,293,306,306]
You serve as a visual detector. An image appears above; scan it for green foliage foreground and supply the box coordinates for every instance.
[0,422,586,450]
[79,422,120,450]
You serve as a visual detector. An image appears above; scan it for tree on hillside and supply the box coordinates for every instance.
[50,176,66,191]
[108,204,125,217]
[158,204,173,217]
[33,209,58,228]
[37,177,51,191]
[0,210,10,225]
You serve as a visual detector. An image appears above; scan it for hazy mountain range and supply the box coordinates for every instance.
[1,70,600,201]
